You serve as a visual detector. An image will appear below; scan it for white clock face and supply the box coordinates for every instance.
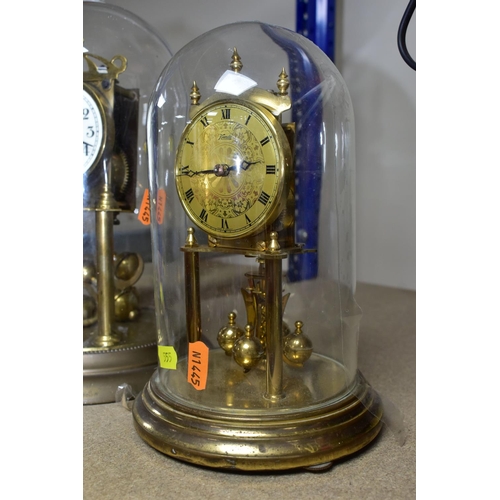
[83,88,104,173]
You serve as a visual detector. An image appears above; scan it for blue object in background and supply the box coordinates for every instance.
[281,1,335,282]
[296,0,336,61]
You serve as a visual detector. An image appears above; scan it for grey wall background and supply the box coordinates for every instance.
[90,0,416,291]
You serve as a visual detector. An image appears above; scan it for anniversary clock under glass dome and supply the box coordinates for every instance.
[132,21,383,470]
[82,1,171,404]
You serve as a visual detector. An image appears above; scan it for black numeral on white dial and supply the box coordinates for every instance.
[83,88,104,173]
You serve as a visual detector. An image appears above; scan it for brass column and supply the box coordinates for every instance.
[183,228,202,343]
[92,186,120,347]
[265,232,285,400]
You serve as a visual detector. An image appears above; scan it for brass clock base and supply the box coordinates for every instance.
[132,366,383,471]
[83,308,157,405]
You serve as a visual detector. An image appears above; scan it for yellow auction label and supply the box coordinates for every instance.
[158,345,177,369]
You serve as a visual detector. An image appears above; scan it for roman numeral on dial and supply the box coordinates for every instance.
[258,192,270,205]
[199,209,208,222]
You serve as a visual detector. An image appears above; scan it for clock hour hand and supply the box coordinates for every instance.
[240,160,259,171]
[213,162,256,176]
[226,160,260,173]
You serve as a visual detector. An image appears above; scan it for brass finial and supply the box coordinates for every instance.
[267,231,281,252]
[185,227,199,247]
[190,81,201,105]
[230,48,243,73]
[277,68,289,96]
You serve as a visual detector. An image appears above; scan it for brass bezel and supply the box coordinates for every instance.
[175,98,292,240]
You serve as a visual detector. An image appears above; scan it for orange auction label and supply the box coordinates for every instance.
[138,189,151,225]
[156,188,166,224]
[187,341,209,390]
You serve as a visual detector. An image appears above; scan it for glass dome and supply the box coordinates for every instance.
[82,1,172,404]
[133,21,382,470]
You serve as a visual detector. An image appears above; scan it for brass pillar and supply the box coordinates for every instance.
[183,228,202,343]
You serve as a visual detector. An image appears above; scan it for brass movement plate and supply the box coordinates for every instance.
[132,359,383,471]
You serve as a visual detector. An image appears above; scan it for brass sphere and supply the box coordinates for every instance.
[115,253,141,281]
[83,295,97,325]
[114,289,140,322]
[83,260,96,284]
[217,312,244,356]
[232,325,264,372]
[283,321,313,366]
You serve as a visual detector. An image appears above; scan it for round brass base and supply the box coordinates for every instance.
[83,309,157,405]
[132,369,383,471]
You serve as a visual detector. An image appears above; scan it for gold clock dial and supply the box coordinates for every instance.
[175,100,289,239]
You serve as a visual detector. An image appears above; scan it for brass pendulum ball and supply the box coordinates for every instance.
[114,289,140,321]
[283,321,313,367]
[232,325,264,372]
[115,252,142,281]
[217,312,244,355]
